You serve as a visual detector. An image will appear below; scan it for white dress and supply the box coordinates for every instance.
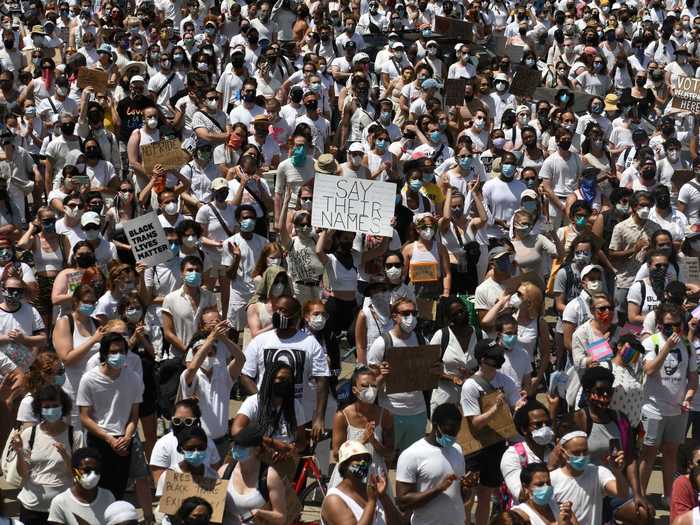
[512,501,560,525]
[322,487,386,525]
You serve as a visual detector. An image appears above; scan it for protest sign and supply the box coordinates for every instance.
[533,87,594,114]
[311,174,396,237]
[410,261,439,283]
[160,471,227,523]
[384,345,441,394]
[456,391,518,455]
[680,256,700,284]
[140,138,189,176]
[434,16,473,41]
[510,66,541,97]
[671,76,700,113]
[444,78,468,106]
[77,67,109,93]
[124,212,173,267]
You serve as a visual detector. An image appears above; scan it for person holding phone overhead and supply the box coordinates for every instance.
[572,367,653,523]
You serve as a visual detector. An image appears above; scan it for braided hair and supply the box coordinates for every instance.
[256,361,297,438]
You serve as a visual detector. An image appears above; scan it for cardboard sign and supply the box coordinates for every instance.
[532,87,594,114]
[159,471,227,523]
[123,212,173,267]
[434,16,474,41]
[410,261,439,283]
[680,256,700,284]
[444,78,468,106]
[672,169,693,191]
[384,344,441,394]
[77,67,108,94]
[456,390,518,455]
[671,76,700,113]
[311,174,396,237]
[510,65,541,97]
[140,138,189,176]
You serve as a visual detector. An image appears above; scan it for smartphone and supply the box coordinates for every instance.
[609,438,621,456]
[73,175,90,185]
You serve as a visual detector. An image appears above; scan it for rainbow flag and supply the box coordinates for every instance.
[587,338,613,362]
[620,343,640,365]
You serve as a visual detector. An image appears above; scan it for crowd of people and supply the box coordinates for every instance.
[0,0,700,524]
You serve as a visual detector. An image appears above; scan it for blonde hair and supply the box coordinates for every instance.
[518,281,543,317]
[104,319,128,334]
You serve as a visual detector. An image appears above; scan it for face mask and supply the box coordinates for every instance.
[522,200,537,213]
[197,62,209,71]
[183,449,207,466]
[173,53,184,63]
[78,471,101,489]
[656,193,671,209]
[272,379,294,397]
[348,461,370,484]
[183,235,197,248]
[240,218,256,232]
[509,293,522,310]
[474,117,485,129]
[568,454,590,471]
[558,139,572,150]
[525,58,536,67]
[531,485,554,505]
[296,225,312,236]
[292,145,306,166]
[586,279,603,293]
[616,203,629,215]
[163,201,178,215]
[54,371,66,386]
[637,206,650,220]
[436,427,457,448]
[386,266,402,282]
[399,314,417,333]
[514,223,531,236]
[200,355,217,372]
[231,446,252,462]
[357,385,378,404]
[667,150,680,163]
[430,130,441,143]
[84,229,99,241]
[42,406,63,422]
[76,253,95,268]
[184,271,202,287]
[531,425,554,445]
[61,122,75,135]
[269,282,286,298]
[502,333,518,349]
[125,307,142,323]
[409,179,423,192]
[272,311,295,330]
[170,242,180,256]
[106,353,126,369]
[419,228,435,241]
[575,216,587,229]
[495,81,507,92]
[501,163,516,180]
[146,117,158,129]
[459,156,472,170]
[493,137,506,149]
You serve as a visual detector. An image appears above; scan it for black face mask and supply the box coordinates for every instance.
[290,90,303,103]
[88,112,102,126]
[248,34,259,44]
[85,148,100,159]
[304,99,318,112]
[641,169,656,179]
[558,139,572,150]
[61,122,75,135]
[231,55,245,68]
[214,190,228,202]
[272,379,295,397]
[656,193,671,209]
[76,253,95,268]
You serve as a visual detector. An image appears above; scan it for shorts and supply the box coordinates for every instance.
[641,409,688,446]
[464,441,508,488]
[393,412,428,454]
[128,436,150,479]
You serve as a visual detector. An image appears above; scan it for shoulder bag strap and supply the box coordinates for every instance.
[208,202,234,237]
[156,73,176,98]
[198,110,225,132]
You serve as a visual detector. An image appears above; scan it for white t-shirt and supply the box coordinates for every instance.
[501,344,533,389]
[368,332,427,416]
[237,394,305,443]
[47,487,115,525]
[500,442,551,499]
[395,438,466,525]
[76,366,144,435]
[460,372,520,416]
[242,329,330,422]
[429,328,479,410]
[150,431,221,470]
[550,465,615,525]
[482,178,527,238]
[627,278,659,316]
[179,361,234,440]
[0,302,45,374]
[539,151,582,196]
[641,332,690,417]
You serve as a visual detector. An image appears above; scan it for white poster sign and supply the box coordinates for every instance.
[124,212,173,267]
[311,175,396,237]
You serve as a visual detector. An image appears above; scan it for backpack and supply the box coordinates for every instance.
[496,442,529,511]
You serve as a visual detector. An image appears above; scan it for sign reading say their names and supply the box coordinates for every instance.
[140,138,190,176]
[159,471,227,523]
[672,76,700,113]
[311,174,396,237]
[384,344,441,394]
[77,67,109,94]
[124,212,173,267]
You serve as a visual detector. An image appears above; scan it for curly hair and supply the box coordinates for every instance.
[26,352,62,395]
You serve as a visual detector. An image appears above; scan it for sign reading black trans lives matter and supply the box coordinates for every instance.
[311,175,397,237]
[672,76,700,113]
[124,212,173,266]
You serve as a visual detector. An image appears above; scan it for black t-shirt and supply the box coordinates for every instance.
[116,94,152,143]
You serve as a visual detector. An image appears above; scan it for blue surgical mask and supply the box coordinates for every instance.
[459,157,472,169]
[41,406,63,422]
[184,271,202,287]
[568,454,590,471]
[106,353,126,369]
[531,485,553,505]
[169,241,180,256]
[436,427,456,448]
[502,334,518,349]
[79,302,95,316]
[430,130,442,143]
[240,218,256,232]
[422,172,434,183]
[501,163,516,179]
[522,200,537,213]
[183,449,207,466]
[231,445,252,461]
[376,138,387,150]
[292,145,306,166]
[409,179,423,192]
[54,373,66,387]
[575,216,587,228]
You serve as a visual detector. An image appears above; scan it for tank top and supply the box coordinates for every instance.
[441,221,467,264]
[512,502,559,525]
[33,235,63,273]
[137,128,160,161]
[410,241,441,277]
[401,191,431,213]
[323,488,386,525]
[363,304,393,351]
[326,253,358,292]
[227,473,267,516]
[64,315,99,424]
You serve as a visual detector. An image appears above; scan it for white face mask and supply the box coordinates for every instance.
[586,280,603,293]
[509,294,523,310]
[349,154,362,167]
[78,471,101,489]
[637,206,650,220]
[207,100,218,111]
[164,202,178,215]
[531,425,554,445]
[270,282,285,297]
[667,150,680,163]
[145,117,158,129]
[357,385,378,403]
[385,266,402,282]
[267,257,281,267]
[308,314,327,331]
[399,314,417,333]
[419,228,435,241]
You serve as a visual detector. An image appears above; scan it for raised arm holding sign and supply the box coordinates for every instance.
[123,211,173,267]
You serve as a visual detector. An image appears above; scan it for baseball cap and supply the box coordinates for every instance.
[211,177,228,191]
[129,75,145,84]
[421,78,439,90]
[580,264,604,280]
[352,52,370,64]
[521,189,538,200]
[391,41,405,49]
[348,142,364,153]
[488,245,511,261]
[104,501,138,525]
[81,211,101,227]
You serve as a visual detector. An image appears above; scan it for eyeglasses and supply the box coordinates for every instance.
[206,96,218,101]
[172,416,197,427]
[385,262,402,269]
[594,305,613,312]
[397,310,417,317]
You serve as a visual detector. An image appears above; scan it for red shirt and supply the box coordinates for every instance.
[671,475,697,522]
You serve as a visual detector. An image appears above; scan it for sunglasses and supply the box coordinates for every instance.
[397,310,417,317]
[172,416,197,427]
[385,262,402,269]
[594,305,613,312]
